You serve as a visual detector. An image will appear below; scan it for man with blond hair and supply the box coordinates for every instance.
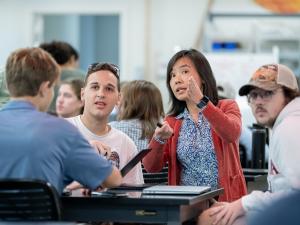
[0,47,122,194]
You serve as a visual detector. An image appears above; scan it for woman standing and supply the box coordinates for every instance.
[143,49,247,202]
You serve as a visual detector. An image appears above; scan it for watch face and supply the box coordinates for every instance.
[197,102,204,109]
[197,96,209,109]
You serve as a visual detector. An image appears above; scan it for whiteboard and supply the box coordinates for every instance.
[206,52,278,95]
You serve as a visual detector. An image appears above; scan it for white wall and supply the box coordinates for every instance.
[0,0,210,109]
[148,0,210,109]
[0,0,146,82]
[0,0,209,74]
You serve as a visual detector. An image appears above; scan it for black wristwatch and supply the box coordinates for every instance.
[196,96,209,109]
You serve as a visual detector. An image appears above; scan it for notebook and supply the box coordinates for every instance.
[142,185,211,195]
[120,148,151,177]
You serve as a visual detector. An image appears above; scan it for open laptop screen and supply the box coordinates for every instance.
[120,148,151,177]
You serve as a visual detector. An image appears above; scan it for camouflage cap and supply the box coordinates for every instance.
[239,64,299,96]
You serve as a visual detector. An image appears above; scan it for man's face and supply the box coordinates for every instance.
[81,70,120,120]
[248,87,286,127]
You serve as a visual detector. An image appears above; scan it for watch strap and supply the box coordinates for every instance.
[196,96,209,109]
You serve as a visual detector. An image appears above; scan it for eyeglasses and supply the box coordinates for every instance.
[247,88,282,103]
[87,62,120,78]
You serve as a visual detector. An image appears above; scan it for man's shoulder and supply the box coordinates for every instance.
[65,115,80,126]
[274,97,300,129]
[40,114,79,134]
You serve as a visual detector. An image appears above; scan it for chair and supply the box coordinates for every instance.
[239,143,248,168]
[0,179,61,221]
[142,164,168,184]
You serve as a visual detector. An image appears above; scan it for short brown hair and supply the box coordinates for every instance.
[5,47,60,97]
[85,62,120,91]
[118,80,165,139]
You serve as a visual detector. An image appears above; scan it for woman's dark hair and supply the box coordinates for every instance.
[39,41,76,65]
[166,49,219,116]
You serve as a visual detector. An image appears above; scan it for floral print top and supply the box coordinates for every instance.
[177,108,218,188]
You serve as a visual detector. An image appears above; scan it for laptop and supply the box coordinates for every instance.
[142,185,211,195]
[120,148,151,177]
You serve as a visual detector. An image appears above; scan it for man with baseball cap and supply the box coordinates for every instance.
[199,64,300,225]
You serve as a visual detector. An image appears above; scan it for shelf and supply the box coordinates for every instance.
[203,12,300,77]
[209,13,300,21]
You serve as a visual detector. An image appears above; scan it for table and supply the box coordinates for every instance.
[61,188,223,225]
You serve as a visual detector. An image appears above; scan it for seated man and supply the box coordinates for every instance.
[66,62,144,186]
[0,47,122,194]
[200,64,300,225]
[39,40,85,113]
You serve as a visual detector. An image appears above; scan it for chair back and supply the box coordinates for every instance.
[142,164,168,184]
[0,179,61,221]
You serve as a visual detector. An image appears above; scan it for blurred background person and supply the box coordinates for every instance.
[39,40,85,112]
[39,40,85,81]
[110,80,164,151]
[56,79,84,118]
[143,49,247,202]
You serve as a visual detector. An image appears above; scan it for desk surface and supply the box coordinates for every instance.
[61,188,223,225]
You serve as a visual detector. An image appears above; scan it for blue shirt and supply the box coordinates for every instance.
[177,108,218,188]
[0,100,112,194]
